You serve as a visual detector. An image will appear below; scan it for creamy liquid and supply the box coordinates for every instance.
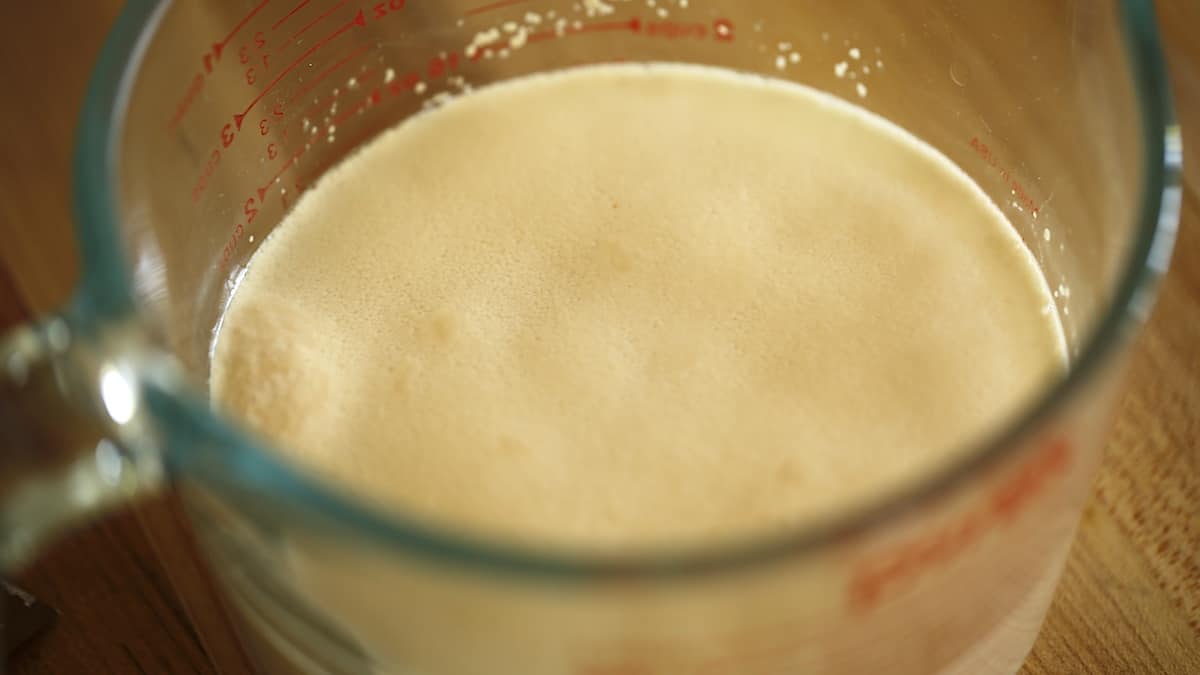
[211,63,1065,550]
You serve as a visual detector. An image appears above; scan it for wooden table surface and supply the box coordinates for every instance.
[1,2,1197,674]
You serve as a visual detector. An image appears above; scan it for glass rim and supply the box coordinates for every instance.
[74,0,1180,579]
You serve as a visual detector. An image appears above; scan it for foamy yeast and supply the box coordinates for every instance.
[211,63,1065,550]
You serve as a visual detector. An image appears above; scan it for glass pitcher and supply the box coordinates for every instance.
[0,0,1180,673]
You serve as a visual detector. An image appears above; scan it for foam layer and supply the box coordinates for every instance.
[211,63,1065,549]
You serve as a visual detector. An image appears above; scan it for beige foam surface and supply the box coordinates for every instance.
[211,63,1064,549]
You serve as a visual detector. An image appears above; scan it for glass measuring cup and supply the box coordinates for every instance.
[0,0,1180,672]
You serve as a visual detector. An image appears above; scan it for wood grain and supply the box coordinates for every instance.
[1,2,1198,674]
[1021,188,1200,675]
[0,3,253,674]
[7,499,218,675]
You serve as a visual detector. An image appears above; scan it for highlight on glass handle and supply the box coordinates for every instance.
[0,314,164,572]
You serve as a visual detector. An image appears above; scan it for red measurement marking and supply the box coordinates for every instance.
[332,86,383,126]
[224,9,736,218]
[283,0,347,47]
[249,76,403,215]
[235,9,365,129]
[369,0,408,20]
[302,68,375,120]
[464,0,530,17]
[214,0,272,59]
[272,0,310,30]
[258,146,309,200]
[168,74,205,132]
[483,18,643,55]
[296,91,340,130]
[481,14,727,58]
[287,44,371,105]
[848,437,1072,612]
[969,137,1041,216]
[282,67,379,140]
[644,20,707,39]
[576,18,642,35]
[168,0,272,131]
[524,29,557,44]
[712,17,734,41]
[190,149,222,203]
[221,222,246,265]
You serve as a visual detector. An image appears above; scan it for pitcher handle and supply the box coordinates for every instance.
[0,312,165,571]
